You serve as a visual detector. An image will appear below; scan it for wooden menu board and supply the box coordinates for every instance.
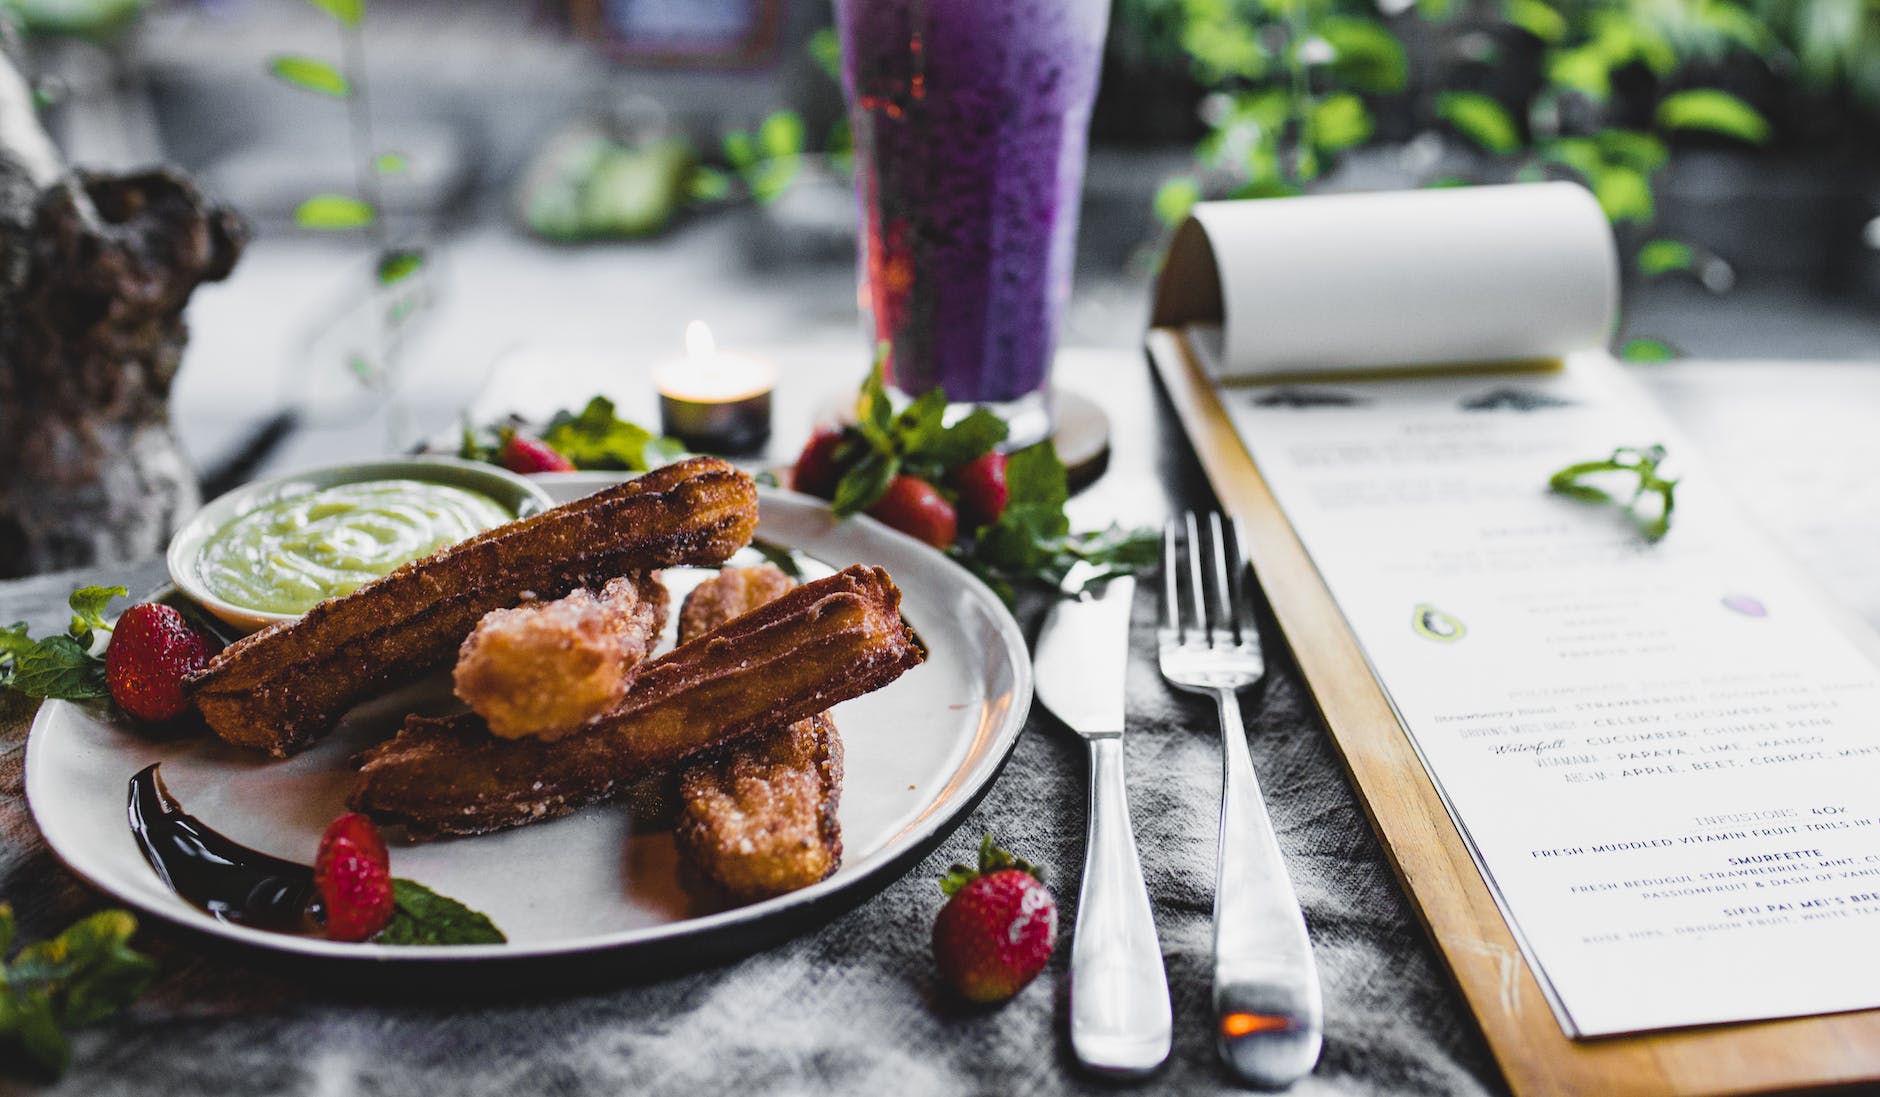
[1144,325,1880,1097]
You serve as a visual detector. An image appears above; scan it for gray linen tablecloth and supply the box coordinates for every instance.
[4,354,1875,1097]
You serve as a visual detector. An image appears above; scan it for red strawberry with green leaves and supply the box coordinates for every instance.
[499,433,574,474]
[314,813,396,942]
[104,603,216,722]
[932,834,1057,1003]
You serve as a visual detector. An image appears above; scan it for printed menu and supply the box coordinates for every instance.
[1195,335,1880,1037]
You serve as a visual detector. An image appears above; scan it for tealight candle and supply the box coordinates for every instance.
[655,321,776,454]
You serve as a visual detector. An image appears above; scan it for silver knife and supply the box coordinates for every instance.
[1034,565,1172,1077]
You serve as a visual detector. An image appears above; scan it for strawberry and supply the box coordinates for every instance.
[791,427,846,499]
[950,452,1009,530]
[868,475,958,549]
[104,604,216,722]
[499,433,574,474]
[932,834,1057,1003]
[314,812,396,942]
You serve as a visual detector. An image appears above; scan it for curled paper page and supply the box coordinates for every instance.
[1151,182,1619,380]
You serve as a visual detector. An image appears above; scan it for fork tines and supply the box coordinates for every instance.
[1161,511,1262,655]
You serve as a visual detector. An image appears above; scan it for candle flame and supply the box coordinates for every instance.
[685,320,716,361]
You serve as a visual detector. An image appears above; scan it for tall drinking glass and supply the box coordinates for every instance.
[834,0,1112,447]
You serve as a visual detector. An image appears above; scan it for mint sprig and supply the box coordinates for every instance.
[0,905,157,1077]
[1,585,128,701]
[954,443,1159,602]
[1548,444,1678,542]
[375,879,506,946]
[817,351,1157,601]
[541,396,688,472]
[458,397,685,473]
[830,348,1009,517]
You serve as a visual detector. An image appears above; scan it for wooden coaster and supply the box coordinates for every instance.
[1053,387,1110,492]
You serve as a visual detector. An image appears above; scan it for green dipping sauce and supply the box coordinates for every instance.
[198,479,513,615]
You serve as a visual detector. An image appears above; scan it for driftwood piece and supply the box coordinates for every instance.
[0,33,246,578]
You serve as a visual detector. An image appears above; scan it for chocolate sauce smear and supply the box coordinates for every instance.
[127,764,319,933]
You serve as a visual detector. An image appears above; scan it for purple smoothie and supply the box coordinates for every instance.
[836,0,1110,408]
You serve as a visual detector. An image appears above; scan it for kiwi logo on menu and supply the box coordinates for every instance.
[1412,604,1466,642]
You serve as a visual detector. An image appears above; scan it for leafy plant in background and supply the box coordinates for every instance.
[1149,0,1410,223]
[519,131,696,240]
[691,110,809,205]
[1139,0,1876,360]
[1432,3,1772,278]
[265,0,424,393]
[691,29,855,207]
[0,0,147,40]
[521,27,851,242]
[680,26,850,211]
[1750,0,1880,111]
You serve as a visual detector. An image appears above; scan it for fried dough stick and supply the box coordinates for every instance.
[453,574,671,741]
[350,565,922,838]
[186,457,757,756]
[674,565,844,901]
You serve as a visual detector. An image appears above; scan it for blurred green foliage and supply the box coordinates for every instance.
[521,134,695,239]
[263,0,423,396]
[1142,0,1877,251]
[0,0,146,41]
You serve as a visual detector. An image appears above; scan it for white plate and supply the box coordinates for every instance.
[25,482,1031,974]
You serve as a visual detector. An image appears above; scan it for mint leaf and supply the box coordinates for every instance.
[67,585,126,647]
[906,408,1007,474]
[1066,526,1161,578]
[891,387,951,466]
[645,434,690,466]
[1,906,156,1077]
[854,356,896,453]
[10,636,107,700]
[974,502,1070,577]
[12,911,156,1028]
[831,451,898,518]
[1003,442,1070,510]
[0,623,32,689]
[375,880,506,945]
[1547,444,1678,542]
[1,995,69,1076]
[541,397,682,472]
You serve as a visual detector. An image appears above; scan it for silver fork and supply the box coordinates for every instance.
[1160,512,1323,1089]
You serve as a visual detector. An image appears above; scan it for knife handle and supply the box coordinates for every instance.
[1070,735,1172,1077]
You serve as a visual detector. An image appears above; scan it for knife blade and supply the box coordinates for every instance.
[1034,572,1134,737]
[1034,567,1172,1077]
